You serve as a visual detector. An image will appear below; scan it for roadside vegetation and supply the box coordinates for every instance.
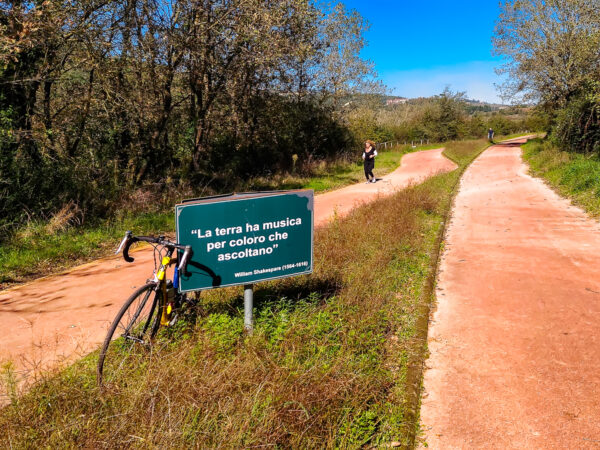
[0,139,488,448]
[0,136,517,288]
[1,0,531,285]
[523,138,600,217]
[494,0,599,155]
[0,142,433,287]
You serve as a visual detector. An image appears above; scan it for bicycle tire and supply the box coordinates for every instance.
[97,282,161,387]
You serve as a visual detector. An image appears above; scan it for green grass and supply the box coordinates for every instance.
[497,132,538,141]
[0,139,489,448]
[0,143,439,287]
[522,138,600,217]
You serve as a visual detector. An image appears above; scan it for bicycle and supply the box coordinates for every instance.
[96,231,193,387]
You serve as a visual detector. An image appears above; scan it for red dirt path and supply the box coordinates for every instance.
[0,147,455,399]
[314,148,456,224]
[420,139,600,448]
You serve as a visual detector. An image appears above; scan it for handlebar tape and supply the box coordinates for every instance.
[122,237,138,263]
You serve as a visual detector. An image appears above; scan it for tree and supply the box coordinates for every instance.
[313,2,381,109]
[493,0,600,107]
[494,0,600,153]
[0,1,380,232]
[419,88,467,141]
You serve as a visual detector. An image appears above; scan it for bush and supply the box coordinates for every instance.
[552,84,600,154]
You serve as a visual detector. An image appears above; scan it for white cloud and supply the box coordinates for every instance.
[382,61,507,103]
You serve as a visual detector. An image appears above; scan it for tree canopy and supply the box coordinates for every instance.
[0,0,378,231]
[494,0,600,106]
[494,0,600,152]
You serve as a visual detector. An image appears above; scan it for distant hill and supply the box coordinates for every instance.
[341,93,525,115]
[462,98,510,112]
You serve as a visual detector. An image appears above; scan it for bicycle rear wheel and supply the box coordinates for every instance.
[97,282,161,387]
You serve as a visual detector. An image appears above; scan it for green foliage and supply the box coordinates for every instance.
[0,212,173,285]
[466,114,487,137]
[0,0,380,234]
[494,0,600,155]
[494,0,600,105]
[524,108,552,134]
[2,142,436,284]
[337,409,380,447]
[352,89,531,145]
[203,313,244,355]
[552,83,600,154]
[420,89,468,141]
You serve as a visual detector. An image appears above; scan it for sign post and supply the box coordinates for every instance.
[244,284,253,333]
[175,190,314,329]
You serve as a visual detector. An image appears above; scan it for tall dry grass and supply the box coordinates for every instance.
[0,139,488,448]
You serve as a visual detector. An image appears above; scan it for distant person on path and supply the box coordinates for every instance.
[488,128,495,142]
[362,140,378,183]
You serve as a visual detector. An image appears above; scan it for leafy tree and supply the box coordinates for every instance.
[494,0,600,153]
[419,88,467,141]
[0,1,380,232]
[494,0,600,106]
[553,82,600,153]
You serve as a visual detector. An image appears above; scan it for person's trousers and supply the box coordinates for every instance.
[364,161,374,180]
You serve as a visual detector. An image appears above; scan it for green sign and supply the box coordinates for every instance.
[175,190,314,292]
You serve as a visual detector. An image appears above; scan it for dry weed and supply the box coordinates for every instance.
[45,201,83,234]
[0,171,455,448]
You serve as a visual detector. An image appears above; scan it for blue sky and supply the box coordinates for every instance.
[341,0,506,103]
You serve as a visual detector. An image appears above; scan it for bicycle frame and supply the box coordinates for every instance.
[116,232,192,330]
[153,247,178,327]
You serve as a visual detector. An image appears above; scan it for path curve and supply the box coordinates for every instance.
[421,139,600,448]
[315,147,457,223]
[0,148,455,398]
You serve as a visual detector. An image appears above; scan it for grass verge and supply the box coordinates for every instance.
[0,143,438,288]
[522,138,600,217]
[0,139,488,448]
[496,132,537,141]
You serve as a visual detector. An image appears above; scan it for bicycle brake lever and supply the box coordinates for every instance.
[178,246,192,274]
[116,231,132,255]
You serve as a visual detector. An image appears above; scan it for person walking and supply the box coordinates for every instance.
[362,140,378,183]
[487,128,495,142]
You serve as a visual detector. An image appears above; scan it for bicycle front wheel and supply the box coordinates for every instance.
[97,282,161,387]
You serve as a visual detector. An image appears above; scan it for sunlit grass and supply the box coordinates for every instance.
[523,138,600,217]
[0,139,488,447]
[0,213,174,286]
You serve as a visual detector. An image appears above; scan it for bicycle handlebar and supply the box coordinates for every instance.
[122,236,136,263]
[115,231,132,257]
[117,232,193,269]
